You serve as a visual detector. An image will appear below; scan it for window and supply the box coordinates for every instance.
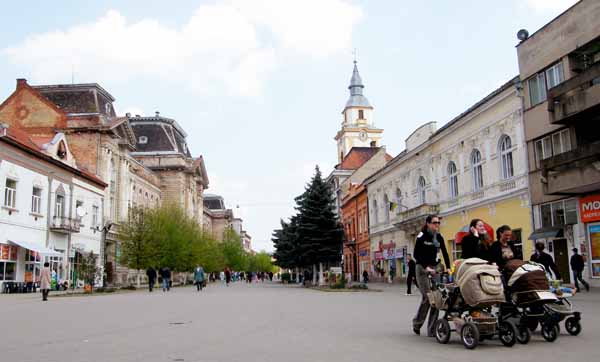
[138,136,148,144]
[0,244,18,281]
[383,194,390,223]
[372,199,379,224]
[395,187,402,214]
[499,135,514,180]
[534,129,571,167]
[418,177,426,204]
[92,205,99,228]
[110,159,117,192]
[4,179,17,209]
[358,110,364,119]
[32,187,42,214]
[55,194,65,218]
[529,72,547,106]
[545,62,564,89]
[76,200,84,226]
[448,162,459,198]
[539,198,578,228]
[451,240,461,261]
[471,149,484,191]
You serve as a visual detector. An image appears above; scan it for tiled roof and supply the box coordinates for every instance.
[338,147,381,170]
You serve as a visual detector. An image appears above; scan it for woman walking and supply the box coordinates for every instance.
[412,215,451,337]
[40,262,52,301]
[194,265,205,291]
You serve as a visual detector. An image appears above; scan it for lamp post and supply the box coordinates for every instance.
[95,222,113,287]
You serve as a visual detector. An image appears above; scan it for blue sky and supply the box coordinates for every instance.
[0,0,578,252]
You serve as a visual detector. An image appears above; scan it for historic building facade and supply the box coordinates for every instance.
[516,0,600,285]
[203,194,234,242]
[365,77,532,280]
[0,124,106,289]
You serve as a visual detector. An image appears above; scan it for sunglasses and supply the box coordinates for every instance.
[431,221,441,225]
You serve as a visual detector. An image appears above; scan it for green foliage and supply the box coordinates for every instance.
[281,272,291,283]
[76,251,101,287]
[273,166,344,269]
[119,204,271,274]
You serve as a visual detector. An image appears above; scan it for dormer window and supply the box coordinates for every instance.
[138,136,148,144]
[57,141,67,159]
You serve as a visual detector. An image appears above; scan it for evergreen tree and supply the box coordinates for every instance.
[295,166,344,267]
[272,217,300,269]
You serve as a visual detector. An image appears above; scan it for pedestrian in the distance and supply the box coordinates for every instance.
[412,215,451,337]
[531,242,561,280]
[194,265,205,291]
[160,266,171,292]
[225,268,232,286]
[146,267,157,292]
[362,270,369,284]
[570,248,590,292]
[406,254,417,296]
[40,262,52,301]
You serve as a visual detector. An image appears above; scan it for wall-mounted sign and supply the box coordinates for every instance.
[580,195,600,223]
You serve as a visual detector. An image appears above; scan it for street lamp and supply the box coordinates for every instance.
[95,222,113,287]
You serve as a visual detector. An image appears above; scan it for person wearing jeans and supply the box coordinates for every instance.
[571,248,590,292]
[160,267,171,292]
[412,215,451,337]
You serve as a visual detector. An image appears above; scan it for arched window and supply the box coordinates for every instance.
[418,176,426,204]
[448,161,459,198]
[499,135,514,180]
[383,194,390,223]
[372,199,379,224]
[395,187,402,214]
[471,149,484,191]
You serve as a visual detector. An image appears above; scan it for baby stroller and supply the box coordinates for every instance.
[500,260,582,343]
[429,258,517,349]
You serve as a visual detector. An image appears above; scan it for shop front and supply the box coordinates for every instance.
[580,194,600,286]
[1,240,63,293]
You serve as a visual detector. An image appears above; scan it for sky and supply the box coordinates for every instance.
[0,0,579,252]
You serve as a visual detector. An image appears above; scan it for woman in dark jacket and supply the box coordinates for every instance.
[461,219,493,261]
[490,225,518,269]
[412,215,451,337]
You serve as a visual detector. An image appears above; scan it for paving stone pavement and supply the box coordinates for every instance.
[0,282,598,362]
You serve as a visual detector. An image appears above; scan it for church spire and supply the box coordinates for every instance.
[345,61,371,109]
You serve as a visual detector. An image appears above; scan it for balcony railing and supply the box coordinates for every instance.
[548,61,600,123]
[540,141,600,171]
[50,216,81,233]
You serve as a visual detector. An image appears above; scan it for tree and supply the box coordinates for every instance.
[221,229,248,271]
[119,207,155,286]
[295,166,344,283]
[77,251,101,291]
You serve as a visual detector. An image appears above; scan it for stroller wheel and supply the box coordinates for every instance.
[461,322,480,350]
[499,321,517,347]
[541,324,559,342]
[516,325,531,344]
[565,317,582,336]
[434,319,451,344]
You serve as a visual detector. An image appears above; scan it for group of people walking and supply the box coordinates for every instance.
[410,214,591,337]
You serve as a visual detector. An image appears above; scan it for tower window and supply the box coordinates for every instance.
[358,110,364,119]
[138,136,148,144]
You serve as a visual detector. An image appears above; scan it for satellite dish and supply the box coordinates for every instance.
[76,206,86,218]
[517,29,529,41]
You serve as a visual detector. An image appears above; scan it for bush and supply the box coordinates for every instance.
[281,272,291,283]
[121,284,137,291]
[350,283,368,290]
[330,274,346,289]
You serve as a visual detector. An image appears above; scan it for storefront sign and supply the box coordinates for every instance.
[1,244,9,260]
[359,249,369,257]
[374,251,384,261]
[588,224,600,261]
[580,195,600,223]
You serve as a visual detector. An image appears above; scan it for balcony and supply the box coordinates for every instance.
[548,61,600,124]
[50,216,81,233]
[541,142,600,195]
[393,203,439,233]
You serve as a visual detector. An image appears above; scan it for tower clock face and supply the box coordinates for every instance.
[359,130,368,141]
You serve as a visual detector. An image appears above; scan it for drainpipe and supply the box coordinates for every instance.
[46,174,54,248]
[67,183,74,285]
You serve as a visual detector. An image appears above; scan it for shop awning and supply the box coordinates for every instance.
[528,227,564,240]
[8,240,63,257]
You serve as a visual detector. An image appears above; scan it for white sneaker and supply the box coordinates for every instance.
[405,293,413,296]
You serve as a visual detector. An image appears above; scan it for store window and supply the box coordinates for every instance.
[25,250,41,282]
[0,244,18,281]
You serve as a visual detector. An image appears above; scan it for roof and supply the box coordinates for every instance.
[515,1,582,49]
[344,61,372,109]
[0,125,107,188]
[203,195,225,210]
[129,114,191,157]
[33,83,116,117]
[337,147,383,170]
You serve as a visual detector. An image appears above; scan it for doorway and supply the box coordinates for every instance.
[552,238,570,282]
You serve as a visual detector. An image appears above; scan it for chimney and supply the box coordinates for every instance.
[0,123,9,137]
[16,78,27,89]
[155,111,160,117]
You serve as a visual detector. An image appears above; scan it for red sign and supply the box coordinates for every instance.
[1,244,9,260]
[374,251,384,261]
[580,195,600,223]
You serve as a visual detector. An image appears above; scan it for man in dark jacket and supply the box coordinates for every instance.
[412,215,451,337]
[570,248,590,292]
[146,267,157,292]
[406,254,417,295]
[160,267,171,292]
[530,242,561,280]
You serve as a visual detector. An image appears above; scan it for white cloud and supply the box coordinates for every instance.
[4,0,362,97]
[525,0,578,12]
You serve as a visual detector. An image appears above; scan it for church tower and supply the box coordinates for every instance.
[335,61,383,164]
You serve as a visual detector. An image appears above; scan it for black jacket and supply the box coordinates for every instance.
[407,259,416,276]
[160,267,171,279]
[146,268,157,281]
[531,252,561,279]
[570,254,585,272]
[460,234,480,260]
[490,241,518,269]
[414,230,451,269]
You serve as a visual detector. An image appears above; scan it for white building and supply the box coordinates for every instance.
[0,125,106,290]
